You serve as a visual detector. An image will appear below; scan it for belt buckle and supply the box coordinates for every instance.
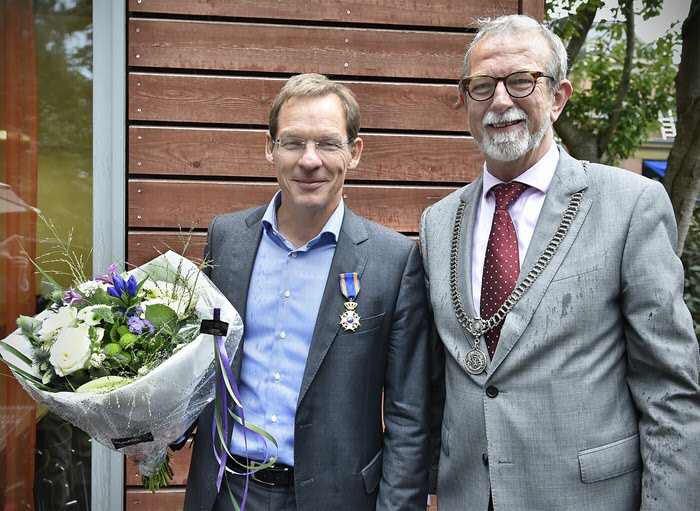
[250,460,275,486]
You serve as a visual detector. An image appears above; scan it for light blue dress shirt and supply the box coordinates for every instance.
[230,192,344,466]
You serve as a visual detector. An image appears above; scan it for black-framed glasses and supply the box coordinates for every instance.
[273,137,354,157]
[461,71,554,101]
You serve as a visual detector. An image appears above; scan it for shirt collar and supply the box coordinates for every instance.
[261,190,345,245]
[482,142,560,199]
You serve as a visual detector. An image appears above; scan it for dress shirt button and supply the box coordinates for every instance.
[485,386,499,398]
[284,290,291,298]
[271,415,277,423]
[291,252,298,258]
[274,373,281,381]
[279,331,286,339]
[482,454,489,466]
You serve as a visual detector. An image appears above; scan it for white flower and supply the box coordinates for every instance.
[39,306,78,341]
[78,280,103,297]
[89,352,106,368]
[49,323,93,376]
[142,296,190,319]
[140,279,158,295]
[144,280,194,301]
[77,305,108,326]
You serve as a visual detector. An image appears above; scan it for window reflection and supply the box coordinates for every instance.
[0,0,92,509]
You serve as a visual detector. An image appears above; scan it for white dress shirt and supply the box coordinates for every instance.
[471,142,560,314]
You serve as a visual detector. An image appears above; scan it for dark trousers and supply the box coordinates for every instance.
[212,471,297,511]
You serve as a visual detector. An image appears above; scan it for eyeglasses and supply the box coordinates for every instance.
[273,137,354,157]
[461,71,554,101]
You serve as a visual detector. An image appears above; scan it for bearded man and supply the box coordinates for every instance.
[420,14,700,511]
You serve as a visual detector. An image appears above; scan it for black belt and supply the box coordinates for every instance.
[227,455,295,487]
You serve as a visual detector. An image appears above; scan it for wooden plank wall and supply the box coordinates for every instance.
[125,0,541,508]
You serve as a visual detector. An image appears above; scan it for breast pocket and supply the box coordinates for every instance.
[552,251,607,283]
[336,312,385,337]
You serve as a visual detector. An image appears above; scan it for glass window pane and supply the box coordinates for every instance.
[0,1,92,509]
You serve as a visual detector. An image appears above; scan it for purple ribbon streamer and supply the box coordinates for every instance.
[210,307,275,508]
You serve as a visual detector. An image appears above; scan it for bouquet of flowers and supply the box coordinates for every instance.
[0,250,243,490]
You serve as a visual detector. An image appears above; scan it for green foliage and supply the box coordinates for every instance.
[569,29,678,164]
[33,0,93,151]
[681,206,700,341]
[546,0,680,164]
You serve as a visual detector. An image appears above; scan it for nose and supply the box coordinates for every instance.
[490,80,514,112]
[298,143,323,168]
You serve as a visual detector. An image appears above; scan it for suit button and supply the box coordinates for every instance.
[486,386,499,398]
[482,454,489,466]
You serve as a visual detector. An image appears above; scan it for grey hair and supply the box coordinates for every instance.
[459,15,568,97]
[268,73,361,140]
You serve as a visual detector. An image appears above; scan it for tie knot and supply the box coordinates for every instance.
[492,182,528,210]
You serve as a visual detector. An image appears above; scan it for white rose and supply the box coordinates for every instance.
[39,306,78,341]
[77,305,108,326]
[49,323,92,376]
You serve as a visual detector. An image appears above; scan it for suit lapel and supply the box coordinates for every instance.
[458,176,484,322]
[297,207,369,406]
[488,149,592,373]
[230,207,266,378]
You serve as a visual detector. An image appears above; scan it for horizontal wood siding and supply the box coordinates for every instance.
[129,19,471,80]
[126,488,185,511]
[128,74,466,131]
[129,127,483,182]
[129,180,453,231]
[125,0,541,505]
[128,0,519,28]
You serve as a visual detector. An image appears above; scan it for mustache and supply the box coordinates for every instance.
[482,108,528,127]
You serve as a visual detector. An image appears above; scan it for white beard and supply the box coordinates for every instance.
[477,105,551,162]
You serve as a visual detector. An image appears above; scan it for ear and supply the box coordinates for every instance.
[265,132,275,164]
[550,79,573,123]
[459,92,466,107]
[347,137,363,170]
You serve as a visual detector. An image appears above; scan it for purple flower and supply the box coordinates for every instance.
[126,276,138,297]
[108,273,138,300]
[95,263,119,284]
[63,287,83,305]
[127,316,144,334]
[127,316,154,335]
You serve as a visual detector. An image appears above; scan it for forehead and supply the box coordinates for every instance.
[278,93,346,131]
[468,32,550,76]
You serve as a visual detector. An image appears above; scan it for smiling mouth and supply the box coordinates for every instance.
[489,119,524,128]
[295,180,325,188]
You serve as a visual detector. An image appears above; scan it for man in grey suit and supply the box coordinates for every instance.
[420,15,700,511]
[184,73,430,510]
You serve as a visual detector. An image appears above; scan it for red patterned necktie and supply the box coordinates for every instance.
[481,182,528,358]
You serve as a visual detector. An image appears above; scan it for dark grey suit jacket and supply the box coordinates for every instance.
[184,205,431,511]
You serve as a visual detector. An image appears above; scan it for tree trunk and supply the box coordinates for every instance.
[554,112,600,162]
[562,0,603,68]
[664,0,700,255]
[597,0,635,163]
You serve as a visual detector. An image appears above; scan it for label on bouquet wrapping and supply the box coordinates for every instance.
[111,431,154,449]
[200,319,229,337]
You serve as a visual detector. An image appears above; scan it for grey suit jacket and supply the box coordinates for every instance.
[184,205,430,511]
[420,148,700,511]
